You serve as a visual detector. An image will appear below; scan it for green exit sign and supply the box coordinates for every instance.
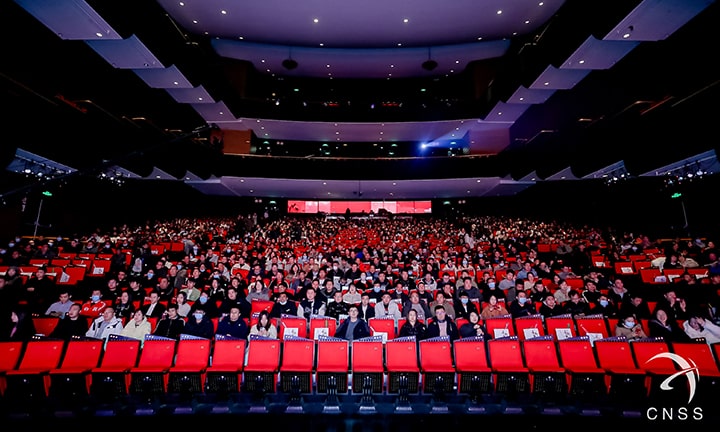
[671,192,682,199]
[42,191,53,197]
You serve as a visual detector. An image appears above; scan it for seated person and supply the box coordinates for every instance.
[398,309,427,340]
[183,306,215,339]
[49,303,88,340]
[614,312,648,341]
[325,290,350,320]
[153,304,186,340]
[216,306,249,339]
[459,311,491,340]
[334,305,371,341]
[248,310,278,339]
[79,289,107,319]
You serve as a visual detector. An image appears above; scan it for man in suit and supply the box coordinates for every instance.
[141,290,167,319]
[357,292,375,322]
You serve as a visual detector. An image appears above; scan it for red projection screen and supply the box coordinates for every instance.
[287,200,431,214]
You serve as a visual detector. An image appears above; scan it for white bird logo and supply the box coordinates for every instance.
[646,352,699,404]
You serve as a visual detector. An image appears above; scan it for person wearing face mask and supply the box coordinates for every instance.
[190,291,220,318]
[368,280,386,303]
[509,290,537,318]
[183,306,215,340]
[481,277,506,302]
[80,289,108,318]
[453,291,479,320]
[593,295,618,319]
[614,312,647,341]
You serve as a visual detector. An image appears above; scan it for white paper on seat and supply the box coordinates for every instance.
[586,332,604,346]
[314,327,330,339]
[374,331,388,343]
[493,328,510,338]
[523,328,540,339]
[283,327,299,339]
[555,328,573,340]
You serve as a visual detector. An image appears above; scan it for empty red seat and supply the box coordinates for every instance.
[244,337,281,393]
[351,336,385,393]
[205,335,246,394]
[279,337,315,394]
[453,337,492,396]
[418,337,455,394]
[5,339,66,398]
[315,337,350,394]
[48,338,104,397]
[385,337,420,393]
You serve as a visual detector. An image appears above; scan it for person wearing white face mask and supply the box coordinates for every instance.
[183,306,215,339]
[509,290,537,318]
[614,312,647,341]
[80,288,107,318]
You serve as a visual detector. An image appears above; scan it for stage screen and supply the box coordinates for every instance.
[287,200,431,214]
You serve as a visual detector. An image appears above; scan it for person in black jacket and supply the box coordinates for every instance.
[152,304,185,339]
[459,311,491,340]
[183,306,215,339]
[334,305,370,341]
[425,304,459,341]
[398,309,427,340]
[49,303,89,340]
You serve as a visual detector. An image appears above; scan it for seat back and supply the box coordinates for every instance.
[557,337,600,372]
[640,268,665,284]
[523,336,562,371]
[368,317,396,340]
[385,337,419,372]
[208,337,246,370]
[483,314,515,338]
[594,337,638,371]
[576,314,610,339]
[546,314,577,340]
[453,337,490,371]
[351,337,385,372]
[316,338,349,372]
[309,317,337,340]
[134,338,177,369]
[514,314,545,340]
[172,336,212,370]
[16,339,65,371]
[630,338,674,373]
[57,339,104,370]
[276,315,308,339]
[244,338,282,372]
[671,343,720,375]
[250,299,275,315]
[0,341,24,372]
[280,337,316,371]
[32,316,59,337]
[487,336,525,371]
[97,338,141,370]
[418,338,454,372]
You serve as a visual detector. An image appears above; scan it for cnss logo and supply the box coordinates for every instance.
[645,352,703,421]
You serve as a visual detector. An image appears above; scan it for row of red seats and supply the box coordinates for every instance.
[2,334,718,400]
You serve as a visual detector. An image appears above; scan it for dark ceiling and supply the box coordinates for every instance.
[1,0,719,202]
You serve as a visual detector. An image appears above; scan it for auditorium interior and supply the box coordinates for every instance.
[1,0,720,429]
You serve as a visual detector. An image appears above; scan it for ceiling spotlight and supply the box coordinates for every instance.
[282,58,298,70]
[422,59,438,71]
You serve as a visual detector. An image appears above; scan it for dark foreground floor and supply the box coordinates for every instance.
[2,391,715,431]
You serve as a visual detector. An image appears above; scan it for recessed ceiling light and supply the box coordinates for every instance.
[403,18,409,23]
[221,10,227,15]
[192,20,198,24]
[496,10,502,15]
[313,18,319,23]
